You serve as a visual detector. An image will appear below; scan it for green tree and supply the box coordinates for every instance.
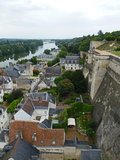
[44,49,51,54]
[57,79,74,97]
[3,89,23,103]
[54,76,64,85]
[30,56,37,65]
[33,69,40,76]
[62,70,87,93]
[7,98,21,113]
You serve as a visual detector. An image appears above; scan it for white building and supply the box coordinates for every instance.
[60,56,80,71]
[0,88,4,102]
[0,106,10,133]
[14,92,56,123]
[0,76,13,94]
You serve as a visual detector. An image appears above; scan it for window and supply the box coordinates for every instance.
[36,116,41,121]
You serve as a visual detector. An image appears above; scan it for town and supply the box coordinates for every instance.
[0,30,120,160]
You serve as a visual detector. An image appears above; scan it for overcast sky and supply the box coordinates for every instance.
[0,0,120,39]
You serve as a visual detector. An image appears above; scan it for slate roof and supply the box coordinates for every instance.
[66,56,80,60]
[1,138,39,160]
[0,76,12,85]
[65,56,80,64]
[27,92,55,104]
[80,149,101,160]
[9,120,65,147]
[40,119,51,128]
[49,108,63,117]
[28,92,48,101]
[5,67,20,78]
[22,98,34,116]
[15,64,26,73]
[45,66,61,77]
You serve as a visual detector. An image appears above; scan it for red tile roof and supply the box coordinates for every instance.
[9,120,65,147]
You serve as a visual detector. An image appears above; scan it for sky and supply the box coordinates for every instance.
[0,0,120,39]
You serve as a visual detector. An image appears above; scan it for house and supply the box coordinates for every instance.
[45,66,61,79]
[37,78,56,90]
[0,88,4,102]
[16,75,33,90]
[14,98,49,122]
[37,54,56,61]
[0,106,10,133]
[0,130,9,150]
[4,66,20,82]
[4,62,33,83]
[0,76,13,93]
[38,79,50,90]
[1,138,40,160]
[60,56,80,70]
[34,63,47,72]
[18,62,33,76]
[27,92,56,107]
[14,92,56,123]
[9,120,65,147]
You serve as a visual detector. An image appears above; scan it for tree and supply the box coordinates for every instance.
[33,69,40,76]
[62,70,88,93]
[3,89,23,103]
[54,76,63,85]
[44,49,51,55]
[98,30,103,35]
[57,79,74,97]
[30,56,37,65]
[7,98,21,113]
[71,70,88,93]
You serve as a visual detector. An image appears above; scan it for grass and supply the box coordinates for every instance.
[111,51,120,56]
[97,41,120,57]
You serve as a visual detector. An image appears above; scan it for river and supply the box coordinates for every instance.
[0,41,58,68]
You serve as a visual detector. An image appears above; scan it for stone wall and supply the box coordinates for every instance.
[93,68,120,160]
[87,49,120,160]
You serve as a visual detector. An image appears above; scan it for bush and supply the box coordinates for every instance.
[67,102,93,118]
[3,89,23,103]
[33,69,40,76]
[57,79,75,97]
[7,98,21,113]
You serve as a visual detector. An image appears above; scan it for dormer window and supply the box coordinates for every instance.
[40,140,44,144]
[52,140,56,145]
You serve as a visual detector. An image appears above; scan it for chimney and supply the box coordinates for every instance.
[32,133,37,142]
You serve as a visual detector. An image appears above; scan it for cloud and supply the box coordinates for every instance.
[0,0,119,38]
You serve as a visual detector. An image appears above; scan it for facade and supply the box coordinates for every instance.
[0,106,10,133]
[0,76,13,94]
[0,89,4,102]
[14,92,56,123]
[37,54,56,61]
[60,56,80,70]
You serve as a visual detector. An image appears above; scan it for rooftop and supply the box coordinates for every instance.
[9,120,65,147]
[1,138,39,160]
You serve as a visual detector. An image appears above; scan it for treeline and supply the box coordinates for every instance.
[55,30,120,53]
[0,39,43,61]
